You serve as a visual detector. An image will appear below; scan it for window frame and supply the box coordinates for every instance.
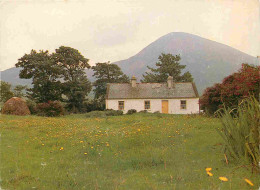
[118,101,124,110]
[180,100,187,110]
[144,100,151,110]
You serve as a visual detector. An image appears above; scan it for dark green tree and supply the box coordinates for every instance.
[92,62,129,100]
[15,50,63,102]
[0,81,14,102]
[52,46,91,113]
[141,53,193,83]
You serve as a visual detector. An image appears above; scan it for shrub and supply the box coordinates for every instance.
[85,109,123,118]
[127,109,137,115]
[36,101,64,117]
[200,64,260,115]
[81,98,105,113]
[104,109,123,116]
[217,96,259,172]
[26,99,37,114]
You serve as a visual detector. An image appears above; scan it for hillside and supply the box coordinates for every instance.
[0,32,257,94]
[113,32,257,94]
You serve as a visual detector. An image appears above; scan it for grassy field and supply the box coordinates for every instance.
[0,113,259,189]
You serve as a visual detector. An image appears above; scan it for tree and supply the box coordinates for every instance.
[15,50,63,102]
[0,81,14,102]
[52,46,91,113]
[200,63,260,114]
[92,62,129,101]
[141,53,193,83]
[13,85,27,98]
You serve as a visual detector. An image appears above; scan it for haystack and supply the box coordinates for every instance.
[1,97,31,116]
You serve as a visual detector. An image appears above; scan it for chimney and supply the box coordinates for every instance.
[167,76,173,88]
[131,75,137,87]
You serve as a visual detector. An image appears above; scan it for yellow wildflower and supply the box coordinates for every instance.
[244,178,254,186]
[60,147,64,150]
[219,177,228,182]
[207,171,213,177]
[42,144,44,146]
[137,129,141,132]
[80,141,83,143]
[205,168,212,172]
[84,152,87,155]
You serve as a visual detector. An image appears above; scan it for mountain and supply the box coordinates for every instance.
[0,32,257,94]
[113,32,257,94]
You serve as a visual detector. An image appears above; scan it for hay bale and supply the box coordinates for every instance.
[1,97,31,116]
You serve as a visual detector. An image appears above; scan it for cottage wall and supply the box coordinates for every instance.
[106,98,199,114]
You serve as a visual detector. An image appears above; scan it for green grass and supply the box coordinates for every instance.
[0,113,259,189]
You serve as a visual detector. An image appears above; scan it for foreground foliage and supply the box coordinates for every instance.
[217,96,260,172]
[0,114,259,189]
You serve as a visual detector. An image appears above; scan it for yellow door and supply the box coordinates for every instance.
[162,100,168,113]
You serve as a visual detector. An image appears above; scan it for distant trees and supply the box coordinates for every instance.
[92,62,129,100]
[15,50,63,102]
[200,63,260,114]
[15,46,92,113]
[0,81,14,102]
[92,62,129,109]
[52,46,91,113]
[141,53,193,83]
[0,81,27,103]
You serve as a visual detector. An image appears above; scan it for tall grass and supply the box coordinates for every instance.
[217,96,260,172]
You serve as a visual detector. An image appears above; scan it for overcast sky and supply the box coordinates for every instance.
[0,0,259,71]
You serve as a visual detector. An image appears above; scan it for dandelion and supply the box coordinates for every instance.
[60,147,64,150]
[137,129,141,132]
[244,178,254,186]
[80,141,83,143]
[205,168,212,172]
[84,152,87,155]
[42,144,44,146]
[91,146,94,149]
[207,171,213,177]
[219,177,228,182]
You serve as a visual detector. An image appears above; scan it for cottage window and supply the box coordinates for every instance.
[180,100,187,109]
[118,101,124,110]
[144,100,151,110]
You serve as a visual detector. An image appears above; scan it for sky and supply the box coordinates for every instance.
[0,0,259,71]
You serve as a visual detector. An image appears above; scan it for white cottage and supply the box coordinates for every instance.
[105,76,200,114]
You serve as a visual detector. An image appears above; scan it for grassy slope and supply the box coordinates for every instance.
[0,114,258,189]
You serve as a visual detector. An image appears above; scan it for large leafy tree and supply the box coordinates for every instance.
[0,81,14,102]
[141,53,193,82]
[52,46,91,113]
[15,50,63,102]
[200,63,260,114]
[92,62,129,100]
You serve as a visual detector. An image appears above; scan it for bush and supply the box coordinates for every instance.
[217,96,259,172]
[104,109,123,116]
[127,109,137,115]
[85,109,123,118]
[200,64,260,115]
[26,99,37,114]
[82,98,105,113]
[36,101,65,117]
